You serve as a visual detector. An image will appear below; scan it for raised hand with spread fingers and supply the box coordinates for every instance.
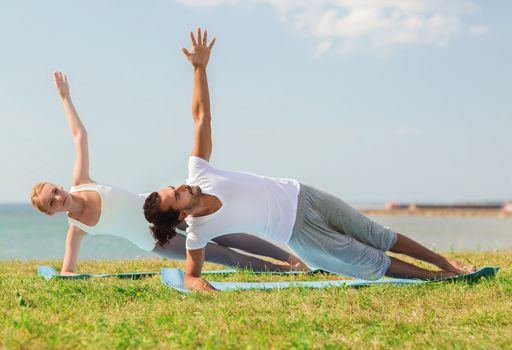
[53,71,70,100]
[182,27,216,69]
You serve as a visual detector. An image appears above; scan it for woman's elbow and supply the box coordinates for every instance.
[74,130,88,141]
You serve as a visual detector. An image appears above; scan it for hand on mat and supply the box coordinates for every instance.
[60,271,79,276]
[182,28,216,68]
[53,71,70,99]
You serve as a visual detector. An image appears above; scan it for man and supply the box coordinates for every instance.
[144,28,475,292]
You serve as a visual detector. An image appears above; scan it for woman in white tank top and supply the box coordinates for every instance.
[29,71,304,275]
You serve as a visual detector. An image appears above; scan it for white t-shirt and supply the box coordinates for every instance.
[185,156,300,250]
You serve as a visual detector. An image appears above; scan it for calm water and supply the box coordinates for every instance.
[1,204,511,261]
[0,204,153,260]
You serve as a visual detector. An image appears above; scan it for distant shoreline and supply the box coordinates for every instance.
[361,208,512,217]
[1,203,511,217]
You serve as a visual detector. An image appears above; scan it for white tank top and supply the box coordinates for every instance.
[185,156,300,250]
[67,183,155,251]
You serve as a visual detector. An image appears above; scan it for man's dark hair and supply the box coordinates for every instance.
[143,192,181,247]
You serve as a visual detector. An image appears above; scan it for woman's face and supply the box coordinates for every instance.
[37,183,72,215]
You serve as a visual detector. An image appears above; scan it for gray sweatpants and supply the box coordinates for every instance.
[288,184,397,280]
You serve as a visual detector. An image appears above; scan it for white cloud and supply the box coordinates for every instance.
[177,0,484,56]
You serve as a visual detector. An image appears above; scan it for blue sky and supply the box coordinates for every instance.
[0,0,510,204]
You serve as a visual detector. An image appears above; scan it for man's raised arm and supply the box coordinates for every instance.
[182,28,216,162]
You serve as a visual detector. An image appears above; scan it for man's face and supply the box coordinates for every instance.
[157,184,202,213]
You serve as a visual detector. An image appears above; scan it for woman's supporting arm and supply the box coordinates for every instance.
[60,225,86,274]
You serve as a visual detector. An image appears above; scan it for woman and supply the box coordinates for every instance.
[30,71,304,275]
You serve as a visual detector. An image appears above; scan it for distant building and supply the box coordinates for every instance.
[384,201,506,210]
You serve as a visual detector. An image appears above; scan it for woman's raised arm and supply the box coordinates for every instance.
[53,71,93,186]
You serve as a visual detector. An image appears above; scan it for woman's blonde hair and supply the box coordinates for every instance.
[31,182,49,213]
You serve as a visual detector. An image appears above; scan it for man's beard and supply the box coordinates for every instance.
[185,184,201,195]
[185,185,202,210]
[191,185,202,196]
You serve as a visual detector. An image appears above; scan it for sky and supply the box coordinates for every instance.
[0,0,510,204]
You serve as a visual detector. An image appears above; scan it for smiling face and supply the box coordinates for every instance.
[34,183,72,215]
[157,184,202,215]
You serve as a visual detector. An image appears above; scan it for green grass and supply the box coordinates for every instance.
[1,251,511,349]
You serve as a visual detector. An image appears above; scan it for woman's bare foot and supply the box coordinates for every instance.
[267,262,292,272]
[287,255,310,272]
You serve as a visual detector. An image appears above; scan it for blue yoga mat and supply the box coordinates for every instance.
[37,265,323,281]
[161,267,499,293]
[38,266,159,281]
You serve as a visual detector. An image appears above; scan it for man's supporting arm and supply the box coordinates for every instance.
[184,248,217,292]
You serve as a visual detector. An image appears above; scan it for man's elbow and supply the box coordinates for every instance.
[192,113,211,124]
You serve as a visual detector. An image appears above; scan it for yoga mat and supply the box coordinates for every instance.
[38,266,159,281]
[161,267,500,293]
[37,265,323,281]
[202,268,325,275]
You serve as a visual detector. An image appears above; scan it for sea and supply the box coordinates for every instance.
[1,203,511,261]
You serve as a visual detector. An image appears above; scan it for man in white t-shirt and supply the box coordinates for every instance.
[144,29,476,292]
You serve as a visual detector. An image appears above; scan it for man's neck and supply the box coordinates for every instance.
[190,194,222,217]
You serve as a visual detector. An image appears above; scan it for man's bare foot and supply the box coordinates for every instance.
[439,258,476,274]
